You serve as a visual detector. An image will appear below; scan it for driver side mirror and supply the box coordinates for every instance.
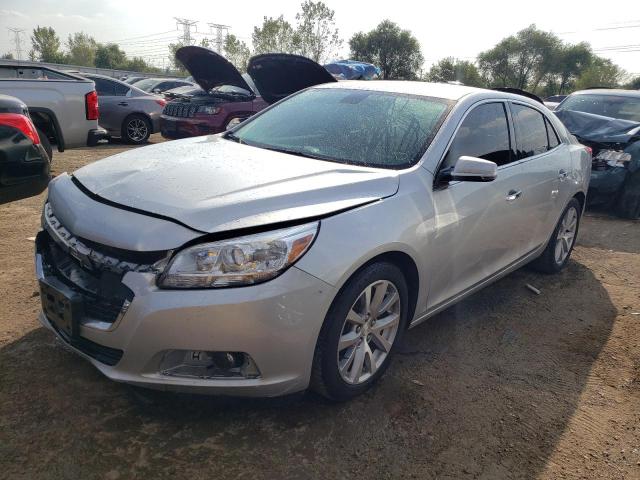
[152,88,162,94]
[451,156,497,182]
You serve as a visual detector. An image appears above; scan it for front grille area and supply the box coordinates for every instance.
[38,230,134,326]
[163,102,198,118]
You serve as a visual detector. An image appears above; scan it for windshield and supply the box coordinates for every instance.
[558,94,640,122]
[229,88,452,169]
[134,78,158,92]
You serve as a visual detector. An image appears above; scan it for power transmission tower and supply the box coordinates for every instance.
[7,27,25,59]
[174,18,198,45]
[208,23,230,53]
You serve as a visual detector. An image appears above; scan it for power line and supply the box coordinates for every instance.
[107,29,176,43]
[7,27,25,59]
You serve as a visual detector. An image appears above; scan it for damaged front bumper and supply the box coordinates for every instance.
[35,214,337,397]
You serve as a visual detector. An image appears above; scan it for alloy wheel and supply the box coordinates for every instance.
[554,206,578,265]
[337,280,401,385]
[126,118,148,142]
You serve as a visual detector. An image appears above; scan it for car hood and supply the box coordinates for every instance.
[247,53,337,104]
[175,46,252,93]
[72,136,399,234]
[554,109,640,144]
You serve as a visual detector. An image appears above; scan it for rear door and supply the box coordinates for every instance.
[508,102,570,254]
[427,101,528,309]
[92,77,130,136]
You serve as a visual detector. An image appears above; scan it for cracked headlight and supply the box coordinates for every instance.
[159,222,318,288]
[595,149,632,167]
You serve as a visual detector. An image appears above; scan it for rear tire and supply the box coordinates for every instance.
[615,170,640,219]
[36,127,53,161]
[311,262,409,401]
[530,198,581,274]
[122,114,151,144]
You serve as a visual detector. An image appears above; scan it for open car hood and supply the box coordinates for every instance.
[72,135,399,235]
[175,46,252,93]
[247,53,337,104]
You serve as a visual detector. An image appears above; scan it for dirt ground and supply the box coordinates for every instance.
[0,136,638,479]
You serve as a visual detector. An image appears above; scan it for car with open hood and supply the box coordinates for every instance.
[160,46,336,139]
[554,89,640,218]
[36,82,590,400]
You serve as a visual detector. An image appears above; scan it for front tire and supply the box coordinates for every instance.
[530,198,581,274]
[311,262,409,401]
[122,114,151,144]
[615,170,640,219]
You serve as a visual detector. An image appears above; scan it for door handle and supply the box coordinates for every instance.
[558,169,568,180]
[118,102,129,106]
[506,189,522,202]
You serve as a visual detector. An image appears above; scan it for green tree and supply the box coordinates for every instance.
[66,32,97,67]
[575,57,625,90]
[123,56,158,73]
[426,57,484,87]
[349,20,423,80]
[294,1,341,63]
[1,52,14,60]
[223,34,251,71]
[30,26,65,63]
[94,43,127,69]
[624,76,640,90]
[252,15,297,54]
[478,25,561,92]
[550,43,593,94]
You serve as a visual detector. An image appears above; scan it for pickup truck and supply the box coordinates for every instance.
[0,62,106,151]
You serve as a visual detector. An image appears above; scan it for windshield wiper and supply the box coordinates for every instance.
[256,144,335,162]
[225,132,241,143]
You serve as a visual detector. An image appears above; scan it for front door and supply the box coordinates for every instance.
[426,101,527,310]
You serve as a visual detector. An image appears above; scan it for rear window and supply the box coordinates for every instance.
[230,88,452,169]
[558,94,640,122]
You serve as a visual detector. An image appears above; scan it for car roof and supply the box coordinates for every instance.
[312,80,540,104]
[570,89,640,98]
[0,93,26,108]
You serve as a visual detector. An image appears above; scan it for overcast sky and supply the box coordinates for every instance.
[1,0,638,75]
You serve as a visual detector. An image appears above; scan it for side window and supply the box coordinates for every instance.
[0,67,18,79]
[442,102,512,169]
[113,82,130,96]
[511,104,549,158]
[545,117,560,149]
[92,78,116,96]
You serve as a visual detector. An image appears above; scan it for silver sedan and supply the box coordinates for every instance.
[83,74,165,144]
[36,81,591,400]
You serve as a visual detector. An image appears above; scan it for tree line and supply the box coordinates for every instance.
[2,4,638,93]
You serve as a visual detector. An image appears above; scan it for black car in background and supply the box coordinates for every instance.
[0,94,51,204]
[554,89,640,218]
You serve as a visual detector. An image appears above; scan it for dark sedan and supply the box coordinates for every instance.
[0,94,50,204]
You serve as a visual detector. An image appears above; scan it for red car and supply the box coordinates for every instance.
[160,46,336,139]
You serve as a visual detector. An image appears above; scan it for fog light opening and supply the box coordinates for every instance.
[160,350,261,379]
